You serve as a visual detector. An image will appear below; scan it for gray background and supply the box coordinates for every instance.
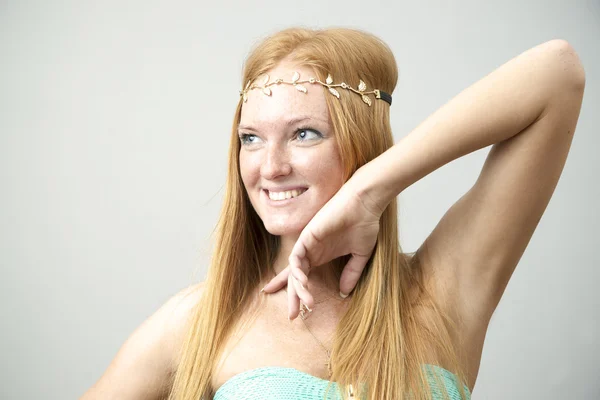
[1,1,598,399]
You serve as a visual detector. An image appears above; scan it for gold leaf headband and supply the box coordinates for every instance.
[239,72,392,107]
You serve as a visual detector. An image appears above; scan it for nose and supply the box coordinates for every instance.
[260,143,292,180]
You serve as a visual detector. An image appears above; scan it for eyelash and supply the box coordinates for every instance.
[239,133,257,145]
[295,126,323,141]
[238,127,323,145]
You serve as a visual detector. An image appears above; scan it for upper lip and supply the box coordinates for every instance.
[263,186,308,192]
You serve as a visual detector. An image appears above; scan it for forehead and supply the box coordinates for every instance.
[239,63,330,130]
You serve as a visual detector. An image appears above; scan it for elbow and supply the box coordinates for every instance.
[545,39,586,91]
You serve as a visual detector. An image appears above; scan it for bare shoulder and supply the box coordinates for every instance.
[159,283,207,366]
[80,283,205,400]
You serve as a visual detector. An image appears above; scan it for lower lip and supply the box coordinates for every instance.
[262,189,307,206]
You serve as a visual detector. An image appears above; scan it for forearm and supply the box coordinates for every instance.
[354,39,585,209]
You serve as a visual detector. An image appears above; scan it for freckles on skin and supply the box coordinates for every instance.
[238,63,345,236]
[243,140,344,235]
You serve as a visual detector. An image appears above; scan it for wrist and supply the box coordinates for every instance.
[349,161,398,216]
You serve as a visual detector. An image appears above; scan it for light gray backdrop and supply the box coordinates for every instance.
[1,1,598,399]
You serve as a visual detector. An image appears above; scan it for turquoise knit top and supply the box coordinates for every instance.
[213,364,471,399]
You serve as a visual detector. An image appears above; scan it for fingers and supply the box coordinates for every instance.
[290,236,308,261]
[289,254,309,285]
[289,253,314,318]
[262,266,290,294]
[292,274,314,310]
[290,262,313,307]
[339,254,369,298]
[285,230,320,321]
[287,272,300,320]
[289,233,312,286]
[261,259,314,321]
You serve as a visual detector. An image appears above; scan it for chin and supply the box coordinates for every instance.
[263,223,304,237]
[262,218,307,237]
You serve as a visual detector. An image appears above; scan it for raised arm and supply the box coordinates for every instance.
[356,39,585,316]
[80,284,203,400]
[349,39,584,383]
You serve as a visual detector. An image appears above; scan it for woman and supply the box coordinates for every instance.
[82,27,585,399]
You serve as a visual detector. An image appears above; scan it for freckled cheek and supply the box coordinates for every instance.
[239,153,261,188]
[297,151,344,193]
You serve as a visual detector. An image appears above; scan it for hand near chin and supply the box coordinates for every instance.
[261,179,382,320]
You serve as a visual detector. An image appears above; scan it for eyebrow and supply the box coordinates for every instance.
[237,116,329,132]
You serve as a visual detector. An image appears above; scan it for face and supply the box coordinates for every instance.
[238,62,345,237]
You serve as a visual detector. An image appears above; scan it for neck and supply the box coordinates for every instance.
[270,234,341,299]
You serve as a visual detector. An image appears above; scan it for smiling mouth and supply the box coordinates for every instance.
[266,189,307,201]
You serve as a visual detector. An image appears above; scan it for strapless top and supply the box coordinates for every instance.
[213,364,471,399]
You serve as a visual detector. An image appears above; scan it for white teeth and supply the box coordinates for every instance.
[268,189,306,201]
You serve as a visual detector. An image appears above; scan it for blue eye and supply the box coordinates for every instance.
[296,128,322,141]
[240,134,260,145]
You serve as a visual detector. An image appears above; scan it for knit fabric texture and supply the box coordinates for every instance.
[213,364,471,399]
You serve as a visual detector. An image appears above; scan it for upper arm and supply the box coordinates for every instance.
[421,41,585,322]
[80,284,204,400]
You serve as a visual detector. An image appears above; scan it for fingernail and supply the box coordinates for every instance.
[339,291,349,299]
[260,286,265,293]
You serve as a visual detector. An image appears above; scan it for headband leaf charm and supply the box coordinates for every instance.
[240,71,392,106]
[358,80,367,92]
